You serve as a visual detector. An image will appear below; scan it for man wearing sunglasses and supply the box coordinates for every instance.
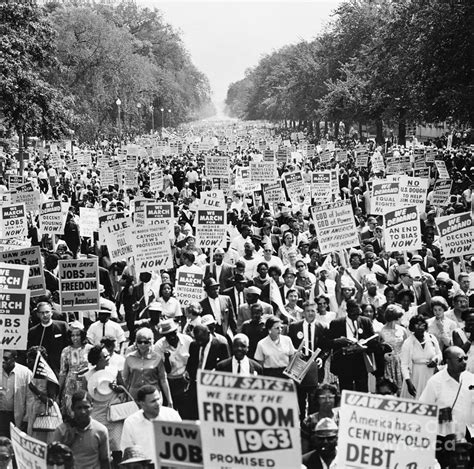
[420,346,474,467]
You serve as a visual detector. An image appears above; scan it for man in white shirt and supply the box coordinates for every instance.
[86,309,126,353]
[215,334,262,376]
[121,385,181,462]
[420,346,474,467]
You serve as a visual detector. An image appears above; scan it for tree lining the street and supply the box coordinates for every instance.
[225,0,474,144]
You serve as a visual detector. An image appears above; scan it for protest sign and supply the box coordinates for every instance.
[250,161,277,183]
[134,206,173,275]
[338,390,438,469]
[0,289,30,349]
[425,148,437,163]
[154,420,203,469]
[384,206,422,251]
[398,176,429,212]
[123,169,137,188]
[262,181,284,205]
[10,424,48,469]
[0,186,10,207]
[277,147,289,165]
[175,270,204,305]
[263,149,275,161]
[133,198,148,227]
[195,193,226,248]
[431,180,452,207]
[59,258,100,312]
[0,246,45,296]
[413,167,430,179]
[150,168,164,193]
[0,261,29,290]
[198,370,301,469]
[8,175,23,191]
[1,204,27,238]
[413,148,426,169]
[79,207,99,237]
[100,216,135,262]
[145,202,174,236]
[39,200,64,234]
[311,200,359,254]
[0,238,30,252]
[11,182,40,212]
[283,171,305,203]
[435,160,449,179]
[311,171,331,204]
[101,168,115,187]
[355,149,369,168]
[371,180,400,215]
[435,212,474,258]
[371,152,385,174]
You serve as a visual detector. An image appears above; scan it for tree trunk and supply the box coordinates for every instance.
[334,121,340,139]
[358,121,363,141]
[398,110,407,147]
[324,121,328,137]
[315,121,320,140]
[343,121,351,136]
[375,119,384,145]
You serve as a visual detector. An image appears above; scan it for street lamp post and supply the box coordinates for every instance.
[160,108,164,135]
[116,98,122,141]
[168,109,171,128]
[150,105,154,134]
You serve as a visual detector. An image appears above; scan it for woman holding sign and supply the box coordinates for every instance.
[254,316,296,378]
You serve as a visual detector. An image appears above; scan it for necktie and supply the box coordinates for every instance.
[353,320,358,339]
[102,322,106,337]
[199,345,205,369]
[308,323,313,354]
[164,352,172,374]
[237,360,241,374]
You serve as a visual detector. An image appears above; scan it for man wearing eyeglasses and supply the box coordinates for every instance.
[420,346,474,467]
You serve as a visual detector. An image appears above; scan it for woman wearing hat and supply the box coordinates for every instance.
[84,344,125,464]
[58,321,92,418]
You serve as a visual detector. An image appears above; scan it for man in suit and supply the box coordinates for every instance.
[237,286,273,331]
[222,274,247,314]
[131,272,159,319]
[418,243,439,277]
[288,302,329,420]
[328,299,379,392]
[204,247,234,292]
[215,334,262,375]
[279,267,306,307]
[185,324,229,419]
[27,301,69,375]
[200,278,236,337]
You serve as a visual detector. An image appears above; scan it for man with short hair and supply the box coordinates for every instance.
[420,346,474,467]
[215,334,262,375]
[53,390,110,469]
[154,319,193,417]
[204,247,234,291]
[241,303,267,358]
[237,286,273,331]
[87,308,126,353]
[121,385,181,461]
[288,302,329,420]
[27,301,69,375]
[0,350,32,437]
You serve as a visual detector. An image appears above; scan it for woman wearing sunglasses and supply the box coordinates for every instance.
[123,327,173,407]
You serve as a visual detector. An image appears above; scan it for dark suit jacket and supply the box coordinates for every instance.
[302,450,333,469]
[186,338,230,382]
[419,255,439,277]
[204,262,234,291]
[328,316,376,378]
[375,258,396,273]
[132,282,156,318]
[28,320,69,374]
[215,357,263,375]
[200,295,236,335]
[288,321,330,385]
[222,287,246,315]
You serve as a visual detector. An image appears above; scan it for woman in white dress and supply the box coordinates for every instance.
[400,315,441,399]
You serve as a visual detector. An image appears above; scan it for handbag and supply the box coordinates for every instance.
[33,401,63,432]
[107,387,139,422]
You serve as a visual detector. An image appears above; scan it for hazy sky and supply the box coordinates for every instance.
[139,1,341,106]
